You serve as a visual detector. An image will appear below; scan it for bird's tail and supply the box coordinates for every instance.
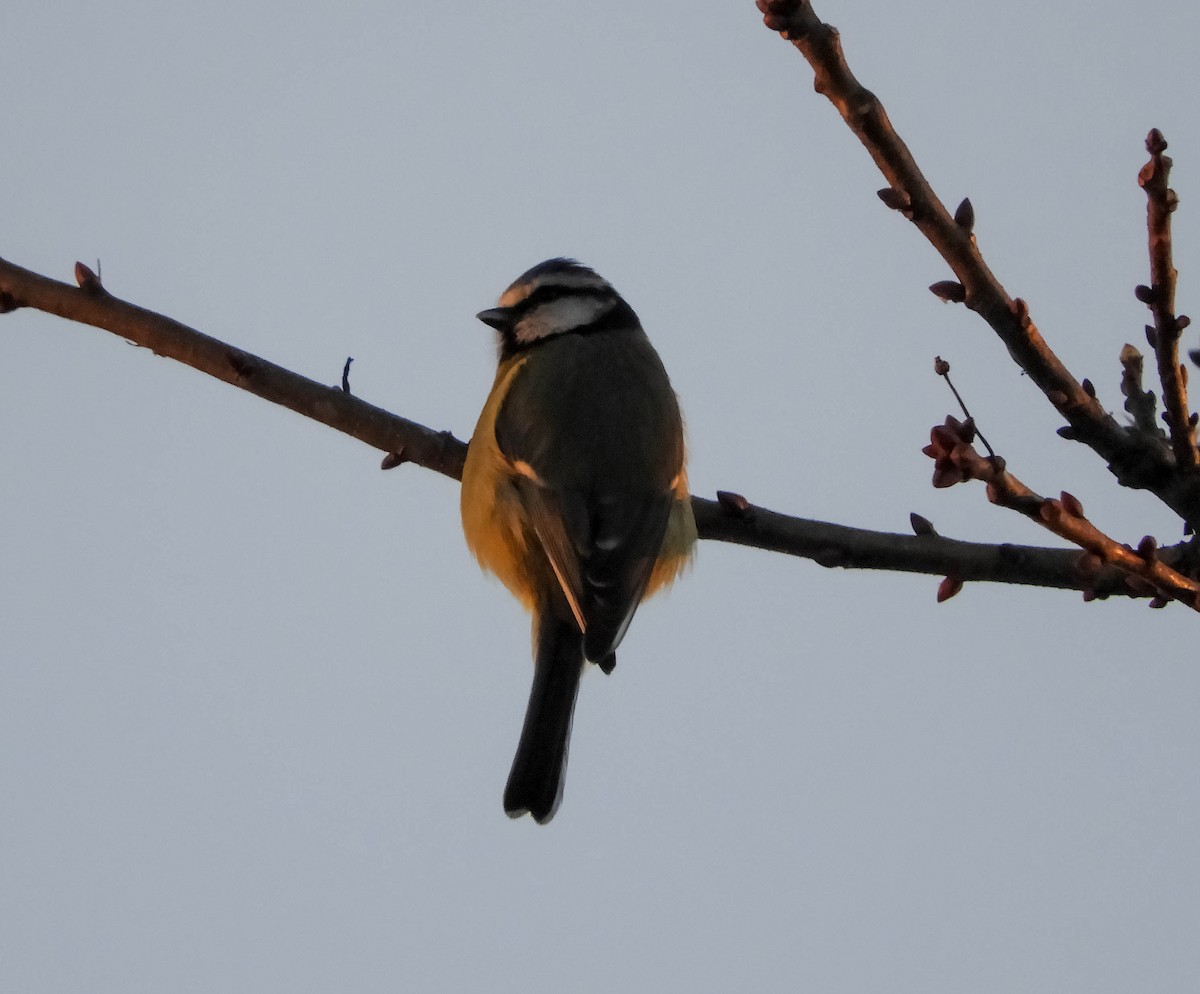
[504,612,584,824]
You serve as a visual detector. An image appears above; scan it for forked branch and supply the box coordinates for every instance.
[757,0,1200,529]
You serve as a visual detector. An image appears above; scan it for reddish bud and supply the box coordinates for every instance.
[937,574,963,603]
[1059,491,1085,517]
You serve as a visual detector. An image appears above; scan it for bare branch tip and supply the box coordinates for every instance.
[341,356,354,394]
[1146,128,1168,155]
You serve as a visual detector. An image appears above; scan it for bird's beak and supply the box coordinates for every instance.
[476,307,514,331]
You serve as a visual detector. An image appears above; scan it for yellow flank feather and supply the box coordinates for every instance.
[460,355,695,621]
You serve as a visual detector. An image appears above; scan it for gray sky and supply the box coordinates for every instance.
[4,1,1200,991]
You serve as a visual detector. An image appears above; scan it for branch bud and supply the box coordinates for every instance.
[1059,491,1085,518]
[953,197,975,232]
[716,490,753,518]
[74,261,106,295]
[877,188,911,212]
[936,574,963,603]
[929,281,966,304]
[1135,284,1157,305]
[909,512,937,537]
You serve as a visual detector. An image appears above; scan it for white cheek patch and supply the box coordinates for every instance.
[515,296,611,344]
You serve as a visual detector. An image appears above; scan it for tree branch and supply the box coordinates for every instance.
[1137,129,1198,470]
[756,0,1200,530]
[1,254,1162,604]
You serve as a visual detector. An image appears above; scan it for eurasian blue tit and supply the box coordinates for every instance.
[461,258,696,824]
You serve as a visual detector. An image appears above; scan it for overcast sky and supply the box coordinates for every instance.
[4,1,1200,991]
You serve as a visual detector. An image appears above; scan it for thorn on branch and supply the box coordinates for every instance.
[341,356,354,394]
[929,281,966,304]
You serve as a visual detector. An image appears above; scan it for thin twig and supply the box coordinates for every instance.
[1137,128,1198,469]
[923,417,1200,609]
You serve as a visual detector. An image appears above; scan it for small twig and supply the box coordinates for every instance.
[934,356,995,459]
[1137,128,1198,470]
[923,417,1200,609]
[1119,343,1161,435]
[342,356,354,394]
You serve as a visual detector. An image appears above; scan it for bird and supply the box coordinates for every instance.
[460,258,696,824]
